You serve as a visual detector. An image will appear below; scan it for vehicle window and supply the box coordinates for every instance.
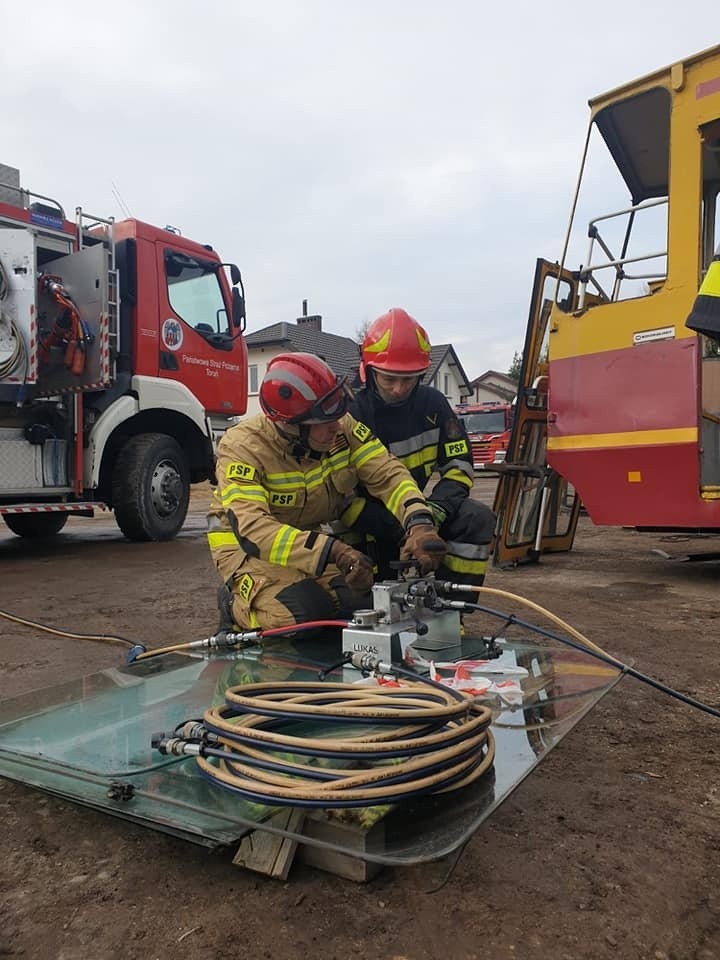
[566,87,671,307]
[164,250,228,339]
[461,411,507,433]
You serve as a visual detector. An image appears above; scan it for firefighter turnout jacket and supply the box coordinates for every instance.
[207,412,433,630]
[346,383,495,585]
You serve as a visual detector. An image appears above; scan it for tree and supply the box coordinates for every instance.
[507,351,523,381]
[354,318,372,344]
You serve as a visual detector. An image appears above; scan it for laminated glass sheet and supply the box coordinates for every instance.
[0,636,622,864]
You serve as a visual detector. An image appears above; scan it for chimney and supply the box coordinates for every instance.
[296,298,322,332]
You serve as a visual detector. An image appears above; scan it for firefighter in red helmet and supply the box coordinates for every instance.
[343,308,495,587]
[207,352,446,633]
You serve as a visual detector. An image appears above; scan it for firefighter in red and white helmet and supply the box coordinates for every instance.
[207,352,446,633]
[343,308,495,587]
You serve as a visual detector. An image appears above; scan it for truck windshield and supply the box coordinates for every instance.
[164,251,228,336]
[462,411,507,434]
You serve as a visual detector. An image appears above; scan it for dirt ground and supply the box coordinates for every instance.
[1,480,719,960]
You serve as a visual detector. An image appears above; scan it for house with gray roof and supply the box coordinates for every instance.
[243,304,472,415]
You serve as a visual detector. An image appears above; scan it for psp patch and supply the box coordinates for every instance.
[444,439,468,457]
[237,573,256,602]
[269,491,297,507]
[352,421,372,442]
[226,461,256,481]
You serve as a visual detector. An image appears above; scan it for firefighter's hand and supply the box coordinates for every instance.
[401,524,447,573]
[330,540,374,592]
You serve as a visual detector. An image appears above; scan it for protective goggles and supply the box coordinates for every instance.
[292,376,354,424]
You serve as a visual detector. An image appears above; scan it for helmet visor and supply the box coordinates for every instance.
[290,376,354,424]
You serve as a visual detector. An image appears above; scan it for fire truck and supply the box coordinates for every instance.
[456,401,513,468]
[494,44,720,565]
[0,164,248,541]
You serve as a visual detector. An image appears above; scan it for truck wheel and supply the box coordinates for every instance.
[3,512,69,538]
[111,433,190,542]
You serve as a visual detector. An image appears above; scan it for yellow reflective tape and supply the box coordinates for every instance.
[548,427,697,451]
[400,444,438,472]
[416,327,431,355]
[225,461,256,481]
[269,490,298,507]
[207,531,240,549]
[352,421,372,442]
[443,554,488,575]
[363,328,391,354]
[628,471,642,483]
[350,441,385,470]
[386,479,419,518]
[444,439,468,457]
[221,484,269,504]
[265,470,306,487]
[444,468,473,488]
[269,524,300,565]
[700,260,720,298]
[340,497,366,526]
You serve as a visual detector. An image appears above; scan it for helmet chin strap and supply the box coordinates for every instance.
[274,422,323,460]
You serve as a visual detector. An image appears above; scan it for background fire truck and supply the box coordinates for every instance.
[0,164,248,541]
[493,43,720,565]
[456,401,513,469]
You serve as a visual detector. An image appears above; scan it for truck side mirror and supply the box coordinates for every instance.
[232,287,246,331]
[230,263,242,286]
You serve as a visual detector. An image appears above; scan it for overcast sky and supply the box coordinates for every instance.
[2,1,717,379]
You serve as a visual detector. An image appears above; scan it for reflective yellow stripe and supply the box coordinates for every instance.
[386,479,419,518]
[399,444,437,472]
[265,471,305,488]
[363,329,390,354]
[221,485,269,504]
[443,555,488,575]
[350,439,385,469]
[340,498,366,526]
[207,531,240,549]
[700,260,720,298]
[443,468,473,489]
[548,427,698,451]
[269,524,300,565]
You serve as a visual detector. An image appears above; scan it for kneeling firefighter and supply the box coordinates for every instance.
[342,308,496,588]
[207,353,447,633]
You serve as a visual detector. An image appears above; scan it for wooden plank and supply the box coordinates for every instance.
[297,811,385,883]
[232,809,305,880]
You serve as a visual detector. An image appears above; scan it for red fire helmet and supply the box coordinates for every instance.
[361,308,432,376]
[259,353,352,424]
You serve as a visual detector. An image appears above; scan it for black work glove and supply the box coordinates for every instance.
[329,540,374,592]
[400,524,447,574]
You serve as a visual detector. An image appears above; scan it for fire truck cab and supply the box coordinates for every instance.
[494,45,720,564]
[456,401,514,469]
[0,164,248,541]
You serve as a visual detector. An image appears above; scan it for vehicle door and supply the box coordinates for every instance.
[155,244,245,416]
[492,259,582,566]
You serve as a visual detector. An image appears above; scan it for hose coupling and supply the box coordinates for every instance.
[126,644,147,664]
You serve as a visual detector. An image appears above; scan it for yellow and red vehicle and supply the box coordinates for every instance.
[0,164,248,541]
[456,401,513,468]
[494,44,720,564]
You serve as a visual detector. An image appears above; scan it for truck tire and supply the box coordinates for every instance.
[3,512,69,538]
[111,433,190,542]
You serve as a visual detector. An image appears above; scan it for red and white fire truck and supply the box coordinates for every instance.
[0,164,248,540]
[456,401,514,469]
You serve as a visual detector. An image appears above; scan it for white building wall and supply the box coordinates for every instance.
[244,345,285,416]
[428,356,469,408]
